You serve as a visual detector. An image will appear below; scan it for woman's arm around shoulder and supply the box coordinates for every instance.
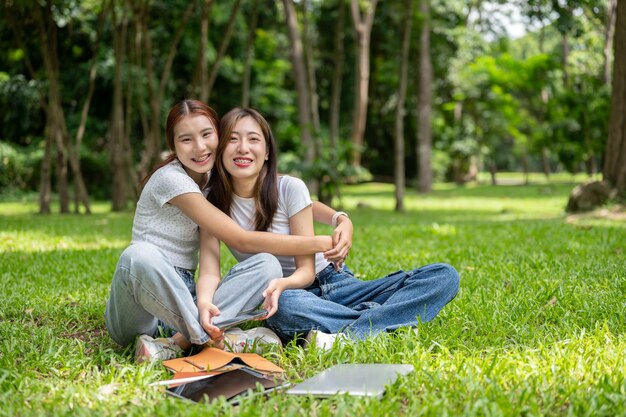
[169,192,332,255]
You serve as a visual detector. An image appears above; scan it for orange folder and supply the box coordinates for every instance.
[163,347,284,375]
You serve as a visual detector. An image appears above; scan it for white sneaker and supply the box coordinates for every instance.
[304,330,347,351]
[134,334,183,363]
[223,327,282,354]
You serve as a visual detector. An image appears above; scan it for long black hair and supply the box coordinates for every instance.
[208,107,278,231]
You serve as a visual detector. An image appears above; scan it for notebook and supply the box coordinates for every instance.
[286,363,414,398]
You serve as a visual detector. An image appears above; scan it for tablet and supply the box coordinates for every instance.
[214,308,268,331]
[166,368,288,404]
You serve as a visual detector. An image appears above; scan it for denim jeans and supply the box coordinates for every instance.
[266,262,460,340]
[105,242,282,347]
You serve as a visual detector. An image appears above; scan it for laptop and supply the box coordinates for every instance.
[286,364,414,398]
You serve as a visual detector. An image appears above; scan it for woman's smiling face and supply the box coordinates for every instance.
[173,114,217,184]
[221,116,268,184]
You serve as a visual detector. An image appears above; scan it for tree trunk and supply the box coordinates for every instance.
[535,24,551,182]
[206,0,242,101]
[124,8,138,198]
[110,0,131,211]
[282,0,315,164]
[195,0,212,102]
[562,33,570,85]
[604,0,618,86]
[349,0,377,167]
[541,147,551,180]
[603,0,626,195]
[35,1,94,214]
[242,0,258,107]
[521,153,529,185]
[585,153,597,177]
[71,54,96,214]
[300,0,323,197]
[69,6,107,214]
[329,0,345,148]
[417,0,433,193]
[10,4,52,214]
[489,162,497,186]
[301,0,321,134]
[56,144,69,213]
[394,0,413,212]
[34,3,69,213]
[39,125,53,214]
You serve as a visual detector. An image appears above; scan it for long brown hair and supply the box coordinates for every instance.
[208,107,278,231]
[139,99,219,191]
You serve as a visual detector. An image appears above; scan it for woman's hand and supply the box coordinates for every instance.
[262,279,285,318]
[323,216,353,269]
[198,303,224,344]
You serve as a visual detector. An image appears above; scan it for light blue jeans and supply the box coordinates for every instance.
[266,262,460,340]
[105,242,282,347]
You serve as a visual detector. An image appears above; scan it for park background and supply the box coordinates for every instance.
[1,0,625,416]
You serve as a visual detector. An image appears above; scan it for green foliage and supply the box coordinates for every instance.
[1,181,625,416]
[0,141,114,200]
[0,75,44,145]
[0,1,617,201]
[250,28,296,148]
[0,141,40,192]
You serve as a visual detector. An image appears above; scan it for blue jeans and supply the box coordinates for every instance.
[105,242,282,347]
[266,262,460,340]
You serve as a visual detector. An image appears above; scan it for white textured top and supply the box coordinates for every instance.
[131,160,208,269]
[227,175,330,276]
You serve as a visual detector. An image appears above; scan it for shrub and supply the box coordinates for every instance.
[0,140,39,192]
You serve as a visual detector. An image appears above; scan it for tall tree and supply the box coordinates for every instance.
[193,0,212,103]
[29,1,97,214]
[282,0,316,166]
[5,3,53,213]
[35,2,69,213]
[136,0,196,181]
[521,0,554,179]
[416,0,433,193]
[329,0,346,149]
[349,0,378,167]
[604,0,618,85]
[551,0,576,86]
[300,0,321,134]
[70,5,106,214]
[241,0,258,107]
[109,0,133,211]
[394,0,414,211]
[603,0,626,194]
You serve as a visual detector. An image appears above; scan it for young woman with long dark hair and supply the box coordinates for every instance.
[208,107,460,349]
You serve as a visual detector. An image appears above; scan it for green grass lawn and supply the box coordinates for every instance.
[1,179,625,416]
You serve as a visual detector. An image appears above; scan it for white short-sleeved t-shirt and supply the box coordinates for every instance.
[131,160,208,270]
[227,175,330,276]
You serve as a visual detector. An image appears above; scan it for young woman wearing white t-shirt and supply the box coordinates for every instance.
[104,100,352,362]
[208,107,460,349]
